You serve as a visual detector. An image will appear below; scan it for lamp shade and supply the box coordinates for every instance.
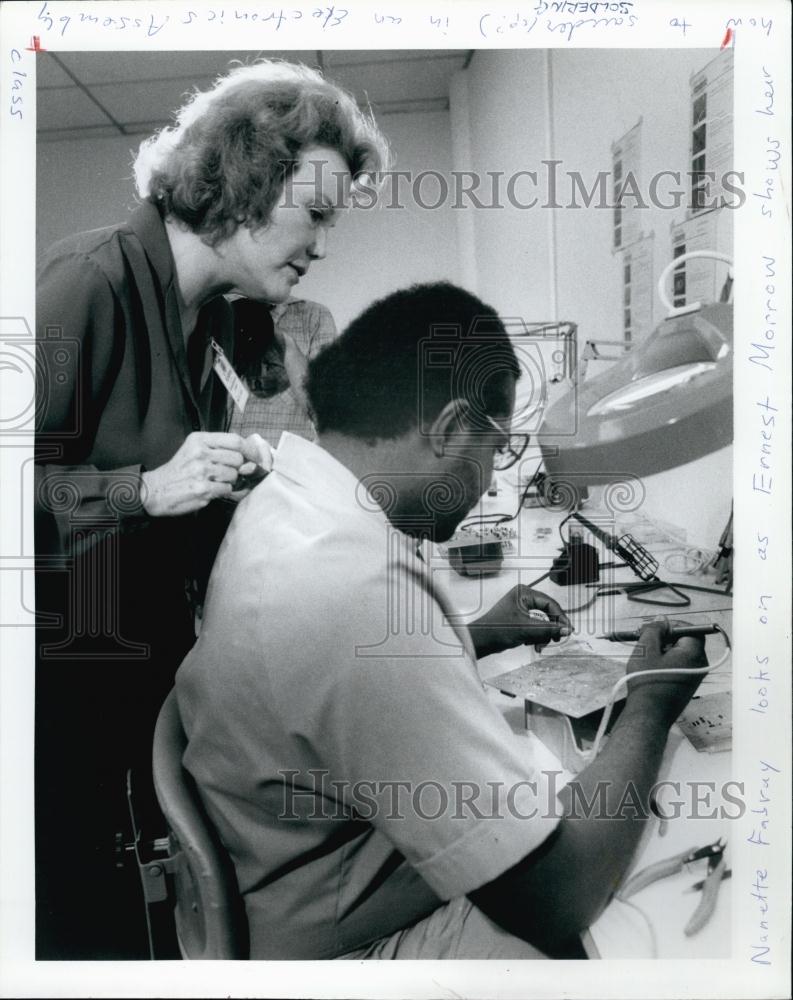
[539,303,733,484]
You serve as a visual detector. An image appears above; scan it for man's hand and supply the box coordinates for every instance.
[141,432,259,516]
[468,618,709,952]
[468,585,571,659]
[625,620,708,726]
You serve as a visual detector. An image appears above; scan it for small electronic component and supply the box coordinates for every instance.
[440,525,517,578]
[447,541,504,577]
[677,691,732,753]
[549,527,600,586]
[445,524,517,545]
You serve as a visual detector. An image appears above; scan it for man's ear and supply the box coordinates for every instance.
[427,398,472,459]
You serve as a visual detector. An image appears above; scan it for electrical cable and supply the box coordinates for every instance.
[596,580,732,596]
[525,570,551,589]
[457,458,544,531]
[587,624,731,761]
[557,511,574,545]
[616,897,659,959]
[595,580,732,609]
[627,582,691,607]
[663,548,714,575]
[657,250,733,313]
[555,508,731,610]
[663,582,733,598]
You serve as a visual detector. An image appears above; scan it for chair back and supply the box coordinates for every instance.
[152,690,249,959]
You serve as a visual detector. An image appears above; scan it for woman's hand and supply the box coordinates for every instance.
[467,585,572,660]
[141,432,254,516]
[229,433,274,500]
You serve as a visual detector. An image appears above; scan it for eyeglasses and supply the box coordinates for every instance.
[485,415,530,471]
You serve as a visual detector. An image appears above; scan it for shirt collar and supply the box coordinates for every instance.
[225,298,294,323]
[270,299,294,323]
[127,200,175,290]
[273,435,478,665]
[273,432,393,534]
[126,200,233,408]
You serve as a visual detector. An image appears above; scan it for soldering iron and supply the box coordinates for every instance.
[597,624,720,642]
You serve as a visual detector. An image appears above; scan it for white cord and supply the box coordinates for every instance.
[616,897,658,959]
[663,547,714,575]
[587,625,732,760]
[657,250,733,314]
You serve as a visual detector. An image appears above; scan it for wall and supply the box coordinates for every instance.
[551,48,733,547]
[36,110,460,333]
[460,49,552,322]
[36,53,733,547]
[451,49,733,549]
[551,47,731,352]
[37,133,143,252]
[298,110,461,330]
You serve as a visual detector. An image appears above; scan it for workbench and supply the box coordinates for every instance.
[428,496,733,959]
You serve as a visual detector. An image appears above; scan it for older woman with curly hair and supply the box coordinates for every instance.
[34,59,388,959]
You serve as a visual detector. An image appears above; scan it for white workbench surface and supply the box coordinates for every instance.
[428,497,733,959]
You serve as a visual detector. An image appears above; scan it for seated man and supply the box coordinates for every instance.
[175,282,706,960]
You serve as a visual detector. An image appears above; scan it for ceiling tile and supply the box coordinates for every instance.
[36,53,78,88]
[37,85,114,131]
[324,50,465,68]
[329,55,462,106]
[89,79,217,130]
[36,50,462,135]
[54,50,320,86]
[37,124,126,142]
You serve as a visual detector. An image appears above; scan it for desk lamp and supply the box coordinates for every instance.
[538,251,733,575]
[523,253,734,768]
[539,307,732,483]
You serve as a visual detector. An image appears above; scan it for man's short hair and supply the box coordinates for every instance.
[306,282,519,442]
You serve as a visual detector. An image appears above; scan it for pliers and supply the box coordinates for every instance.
[685,851,728,936]
[617,839,728,935]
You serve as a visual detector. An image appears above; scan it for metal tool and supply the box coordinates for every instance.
[685,853,728,936]
[617,838,728,935]
[572,510,659,582]
[618,840,724,899]
[688,868,732,892]
[597,624,720,642]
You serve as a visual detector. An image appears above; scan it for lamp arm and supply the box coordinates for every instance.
[578,339,632,382]
[658,251,734,315]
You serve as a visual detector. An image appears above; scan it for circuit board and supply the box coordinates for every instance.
[486,653,629,718]
[439,523,517,556]
[677,691,732,752]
